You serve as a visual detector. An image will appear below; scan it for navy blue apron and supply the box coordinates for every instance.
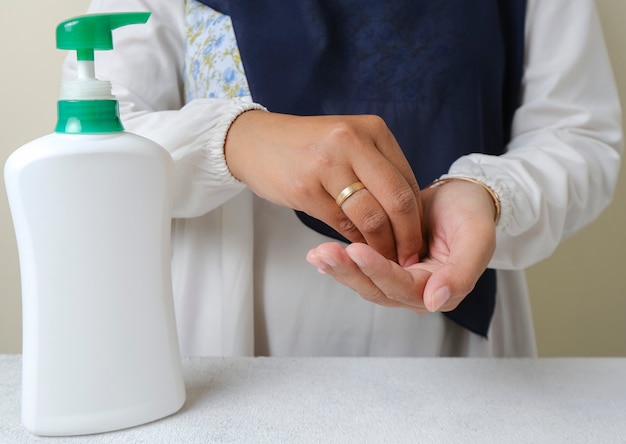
[197,0,527,337]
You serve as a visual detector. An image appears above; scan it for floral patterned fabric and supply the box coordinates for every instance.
[184,0,251,102]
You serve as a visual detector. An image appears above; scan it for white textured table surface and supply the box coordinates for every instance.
[1,355,625,443]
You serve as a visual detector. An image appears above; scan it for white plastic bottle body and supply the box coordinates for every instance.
[4,132,186,436]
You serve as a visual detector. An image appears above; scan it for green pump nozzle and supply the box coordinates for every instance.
[54,12,150,134]
[56,12,150,62]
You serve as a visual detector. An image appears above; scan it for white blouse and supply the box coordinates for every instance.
[64,0,622,357]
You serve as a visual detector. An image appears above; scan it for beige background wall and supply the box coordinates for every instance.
[527,1,626,356]
[0,1,624,356]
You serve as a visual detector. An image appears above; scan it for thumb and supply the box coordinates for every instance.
[423,233,495,313]
[423,263,479,312]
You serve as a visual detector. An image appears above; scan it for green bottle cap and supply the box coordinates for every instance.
[55,100,124,134]
[54,12,150,134]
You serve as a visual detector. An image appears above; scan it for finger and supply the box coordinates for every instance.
[324,172,417,264]
[338,185,399,262]
[370,119,423,265]
[316,173,398,261]
[299,193,368,245]
[345,242,432,311]
[296,181,402,260]
[306,242,405,309]
[350,125,423,266]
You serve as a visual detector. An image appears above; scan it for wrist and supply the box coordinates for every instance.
[224,108,267,182]
[427,176,501,225]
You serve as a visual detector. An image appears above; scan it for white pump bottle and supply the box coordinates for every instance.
[4,12,185,436]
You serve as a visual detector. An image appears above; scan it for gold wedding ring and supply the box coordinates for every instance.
[335,181,366,207]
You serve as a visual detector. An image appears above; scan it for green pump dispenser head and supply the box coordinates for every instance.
[54,12,150,134]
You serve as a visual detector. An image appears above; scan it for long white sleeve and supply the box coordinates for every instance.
[61,0,264,218]
[448,0,622,269]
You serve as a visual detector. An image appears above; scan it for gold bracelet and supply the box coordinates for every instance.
[427,177,501,225]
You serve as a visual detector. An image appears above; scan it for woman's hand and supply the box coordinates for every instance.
[306,179,497,312]
[225,110,423,265]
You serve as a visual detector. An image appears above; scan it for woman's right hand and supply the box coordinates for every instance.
[224,110,423,266]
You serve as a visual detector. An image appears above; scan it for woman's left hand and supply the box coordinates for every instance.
[306,179,497,312]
